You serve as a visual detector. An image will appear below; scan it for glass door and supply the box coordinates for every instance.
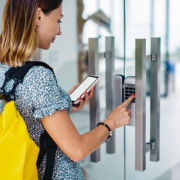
[75,0,180,179]
[74,0,126,179]
[124,0,180,179]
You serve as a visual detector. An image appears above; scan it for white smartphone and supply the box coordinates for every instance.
[70,75,100,104]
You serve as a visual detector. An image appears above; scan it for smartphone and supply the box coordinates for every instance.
[70,75,100,104]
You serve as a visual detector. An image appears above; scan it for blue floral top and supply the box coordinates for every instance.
[0,63,85,180]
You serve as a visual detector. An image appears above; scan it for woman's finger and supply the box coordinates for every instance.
[126,109,131,116]
[79,97,84,109]
[73,82,80,89]
[121,94,135,107]
[89,87,95,98]
[83,91,89,104]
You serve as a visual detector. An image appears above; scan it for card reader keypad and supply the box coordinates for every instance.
[124,85,135,103]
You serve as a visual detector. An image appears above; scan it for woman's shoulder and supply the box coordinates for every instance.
[0,62,55,81]
[23,65,57,87]
[0,63,11,88]
[0,62,57,93]
[27,65,55,78]
[0,63,11,74]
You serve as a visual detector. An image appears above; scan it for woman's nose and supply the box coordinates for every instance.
[57,24,62,35]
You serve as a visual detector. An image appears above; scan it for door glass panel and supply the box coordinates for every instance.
[125,0,180,179]
[76,0,125,179]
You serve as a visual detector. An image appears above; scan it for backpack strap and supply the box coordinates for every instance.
[37,131,57,180]
[12,61,56,80]
[0,61,58,180]
[0,61,57,101]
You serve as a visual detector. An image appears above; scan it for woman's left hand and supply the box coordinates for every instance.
[68,83,95,113]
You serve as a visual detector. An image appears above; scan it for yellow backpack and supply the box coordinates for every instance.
[0,99,39,180]
[0,62,57,180]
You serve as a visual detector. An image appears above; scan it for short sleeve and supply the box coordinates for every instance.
[30,66,72,119]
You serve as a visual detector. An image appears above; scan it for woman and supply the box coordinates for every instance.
[0,0,135,179]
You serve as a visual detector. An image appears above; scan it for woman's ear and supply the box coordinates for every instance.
[36,8,42,25]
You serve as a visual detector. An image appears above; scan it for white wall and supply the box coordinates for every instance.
[0,0,78,91]
[0,0,6,31]
[41,0,78,91]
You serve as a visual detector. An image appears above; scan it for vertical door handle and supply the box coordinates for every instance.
[105,37,116,154]
[150,38,161,162]
[88,37,116,161]
[135,39,147,171]
[88,38,101,162]
[135,38,161,171]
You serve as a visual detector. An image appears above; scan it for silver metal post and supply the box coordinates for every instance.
[105,37,116,154]
[135,39,147,171]
[88,38,100,162]
[135,38,161,171]
[150,38,161,162]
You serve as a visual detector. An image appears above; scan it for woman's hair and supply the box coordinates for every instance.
[0,0,63,67]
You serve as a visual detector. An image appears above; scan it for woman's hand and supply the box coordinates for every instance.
[103,94,135,131]
[68,83,95,113]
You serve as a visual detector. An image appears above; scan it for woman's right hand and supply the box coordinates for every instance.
[103,94,135,131]
[41,93,135,162]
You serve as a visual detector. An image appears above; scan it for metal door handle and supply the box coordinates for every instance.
[105,37,116,154]
[88,38,100,162]
[150,38,161,162]
[135,38,161,171]
[88,37,116,161]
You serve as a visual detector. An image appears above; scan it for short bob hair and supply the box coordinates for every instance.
[0,0,63,67]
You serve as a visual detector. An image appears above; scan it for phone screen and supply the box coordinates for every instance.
[70,76,98,102]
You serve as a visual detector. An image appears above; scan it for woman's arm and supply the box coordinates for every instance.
[41,109,112,162]
[41,94,134,162]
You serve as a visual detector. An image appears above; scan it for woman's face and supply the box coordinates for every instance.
[36,4,63,50]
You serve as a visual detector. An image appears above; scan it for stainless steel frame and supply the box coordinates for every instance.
[135,38,161,171]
